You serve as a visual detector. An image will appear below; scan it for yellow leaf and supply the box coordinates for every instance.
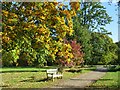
[41,16,45,20]
[2,10,9,17]
[67,58,71,62]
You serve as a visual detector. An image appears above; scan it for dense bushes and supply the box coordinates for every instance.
[108,65,120,72]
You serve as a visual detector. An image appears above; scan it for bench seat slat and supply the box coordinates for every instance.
[46,69,63,81]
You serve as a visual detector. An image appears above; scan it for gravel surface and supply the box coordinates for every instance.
[51,66,107,88]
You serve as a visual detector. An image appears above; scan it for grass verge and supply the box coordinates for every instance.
[0,66,60,73]
[90,71,120,88]
[1,67,94,88]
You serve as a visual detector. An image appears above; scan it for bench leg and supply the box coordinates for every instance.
[52,76,54,82]
[57,77,59,79]
[52,78,54,81]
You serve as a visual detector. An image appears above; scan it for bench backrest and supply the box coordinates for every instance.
[46,69,58,74]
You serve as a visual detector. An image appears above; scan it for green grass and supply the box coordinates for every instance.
[90,71,120,88]
[0,66,59,72]
[1,67,94,88]
[0,66,96,73]
[0,67,46,72]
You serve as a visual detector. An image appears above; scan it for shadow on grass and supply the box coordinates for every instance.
[88,86,119,90]
[107,69,120,72]
[98,78,113,81]
[20,76,48,82]
[66,69,82,73]
[70,78,112,81]
[36,78,48,82]
[1,70,46,73]
[94,68,108,72]
[1,84,10,87]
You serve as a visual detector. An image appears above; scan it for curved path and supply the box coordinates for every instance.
[52,66,107,88]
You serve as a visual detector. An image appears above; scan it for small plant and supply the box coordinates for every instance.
[58,66,64,74]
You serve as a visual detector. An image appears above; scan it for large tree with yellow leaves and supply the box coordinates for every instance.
[2,2,82,67]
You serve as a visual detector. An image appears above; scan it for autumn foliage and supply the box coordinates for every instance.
[58,39,84,67]
[70,40,84,65]
[2,2,82,67]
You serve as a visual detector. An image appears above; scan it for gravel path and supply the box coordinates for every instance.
[52,66,107,88]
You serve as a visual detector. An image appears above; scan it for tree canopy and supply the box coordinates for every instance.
[2,2,118,67]
[2,2,81,67]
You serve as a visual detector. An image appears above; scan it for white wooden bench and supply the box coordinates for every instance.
[46,69,63,81]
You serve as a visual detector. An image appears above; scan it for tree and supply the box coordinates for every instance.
[71,16,92,65]
[91,32,118,65]
[57,39,84,67]
[70,40,84,66]
[79,2,112,33]
[2,2,80,67]
[115,41,120,65]
[68,2,113,65]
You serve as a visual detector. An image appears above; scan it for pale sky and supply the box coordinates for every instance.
[62,1,119,42]
[102,2,118,42]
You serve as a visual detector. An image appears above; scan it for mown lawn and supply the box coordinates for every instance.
[1,67,95,88]
[90,71,120,88]
[0,66,59,73]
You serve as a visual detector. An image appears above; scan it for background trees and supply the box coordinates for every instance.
[66,2,117,65]
[79,2,112,33]
[91,32,118,65]
[2,2,118,67]
[115,41,120,65]
[71,16,92,65]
